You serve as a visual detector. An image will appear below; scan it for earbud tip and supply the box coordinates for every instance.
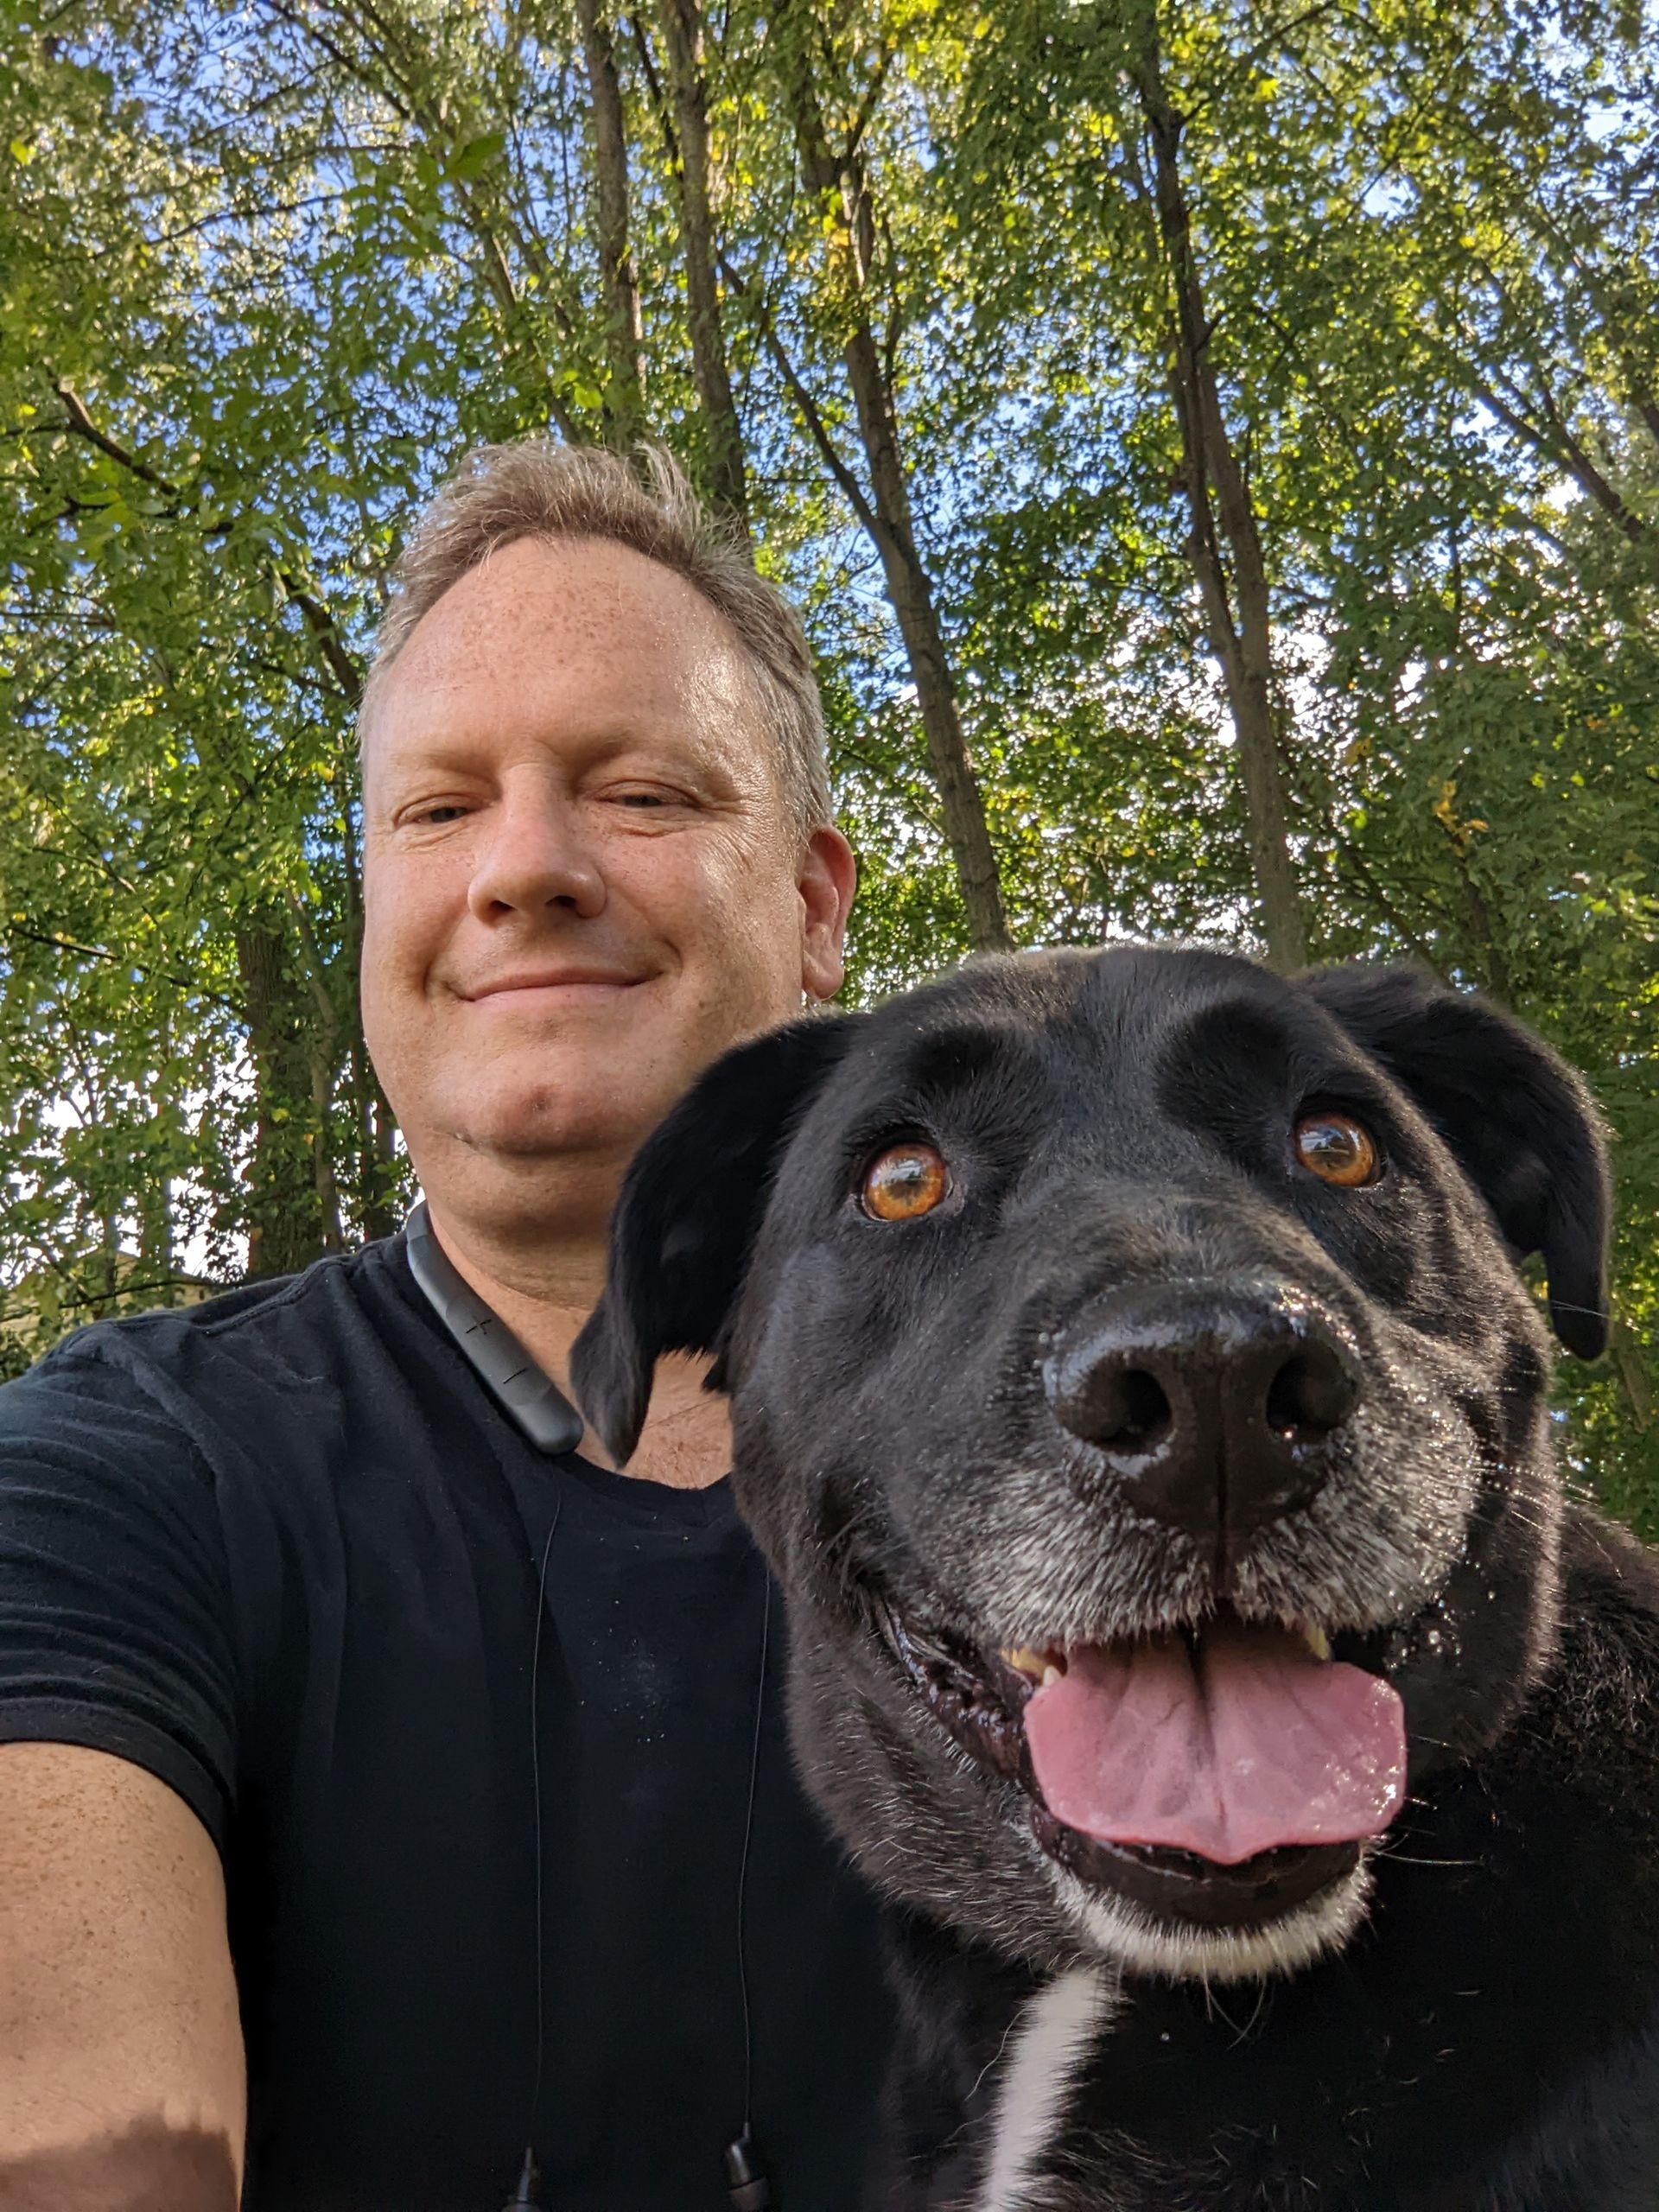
[724,2130,772,2209]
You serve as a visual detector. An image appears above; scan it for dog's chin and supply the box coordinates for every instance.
[1048,1844,1376,1983]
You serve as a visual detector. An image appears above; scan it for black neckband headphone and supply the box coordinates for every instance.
[406,1200,587,1455]
[404,1201,775,2212]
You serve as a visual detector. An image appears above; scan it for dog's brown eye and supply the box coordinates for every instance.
[1294,1112,1381,1188]
[861,1143,950,1221]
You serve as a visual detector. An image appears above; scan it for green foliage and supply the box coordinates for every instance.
[0,0,1654,1521]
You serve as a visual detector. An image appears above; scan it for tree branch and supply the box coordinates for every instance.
[53,383,366,702]
[1466,372,1652,547]
[282,577,365,703]
[717,251,881,539]
[54,382,179,497]
[4,923,231,1003]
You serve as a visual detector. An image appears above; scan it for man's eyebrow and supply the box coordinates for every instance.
[377,722,733,774]
[367,729,489,777]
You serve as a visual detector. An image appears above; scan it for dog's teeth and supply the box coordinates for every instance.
[1301,1624,1333,1662]
[1000,1646,1049,1683]
[1041,1662,1064,1688]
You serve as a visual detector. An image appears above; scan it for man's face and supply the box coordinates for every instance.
[359,535,854,1236]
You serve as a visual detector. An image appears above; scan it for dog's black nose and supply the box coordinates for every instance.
[1046,1287,1362,1547]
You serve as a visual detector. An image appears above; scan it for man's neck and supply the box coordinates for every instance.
[419,1198,733,1491]
[423,1196,607,1369]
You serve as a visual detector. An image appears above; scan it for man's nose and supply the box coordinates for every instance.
[467,789,607,923]
[1045,1283,1362,1550]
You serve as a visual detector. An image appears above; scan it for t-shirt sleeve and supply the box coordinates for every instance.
[0,1338,238,1853]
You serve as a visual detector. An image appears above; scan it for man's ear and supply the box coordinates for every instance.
[570,1016,861,1464]
[1300,963,1611,1358]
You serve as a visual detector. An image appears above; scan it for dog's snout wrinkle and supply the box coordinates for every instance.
[1046,1285,1363,1553]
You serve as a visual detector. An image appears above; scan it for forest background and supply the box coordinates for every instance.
[0,0,1655,1527]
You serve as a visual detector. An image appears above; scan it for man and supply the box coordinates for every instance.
[0,442,891,2209]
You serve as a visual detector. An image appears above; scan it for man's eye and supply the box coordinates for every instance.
[613,791,669,809]
[416,804,468,825]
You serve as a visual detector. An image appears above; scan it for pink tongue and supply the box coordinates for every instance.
[1025,1623,1407,1866]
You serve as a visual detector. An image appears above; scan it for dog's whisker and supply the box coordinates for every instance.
[1382,1853,1486,1869]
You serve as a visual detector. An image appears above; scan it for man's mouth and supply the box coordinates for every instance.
[879,1602,1408,1933]
[461,967,652,1005]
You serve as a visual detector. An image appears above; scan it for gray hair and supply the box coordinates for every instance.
[359,439,833,838]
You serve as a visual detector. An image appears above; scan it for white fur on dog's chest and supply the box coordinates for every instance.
[975,1966,1117,2211]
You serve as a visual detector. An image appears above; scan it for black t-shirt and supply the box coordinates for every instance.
[0,1236,893,2209]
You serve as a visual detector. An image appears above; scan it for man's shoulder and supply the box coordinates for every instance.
[4,1239,416,1434]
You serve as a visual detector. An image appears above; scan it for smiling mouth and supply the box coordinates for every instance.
[463,974,649,1003]
[878,1602,1408,1932]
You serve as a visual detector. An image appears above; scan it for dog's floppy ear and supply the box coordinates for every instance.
[570,1015,861,1464]
[1300,964,1611,1358]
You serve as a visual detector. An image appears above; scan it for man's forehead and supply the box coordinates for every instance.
[376,535,749,694]
[360,534,771,770]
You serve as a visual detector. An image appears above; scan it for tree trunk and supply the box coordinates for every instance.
[235,919,334,1278]
[774,10,1010,950]
[576,0,648,448]
[1611,1319,1654,1430]
[340,1012,403,1247]
[1127,3,1307,974]
[653,0,752,540]
[137,1013,177,1294]
[308,1043,346,1254]
[337,784,403,1243]
[840,327,1010,951]
[137,1166,175,1288]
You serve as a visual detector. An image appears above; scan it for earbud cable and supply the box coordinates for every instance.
[513,1501,773,2209]
[516,1492,563,2203]
[736,1572,771,2137]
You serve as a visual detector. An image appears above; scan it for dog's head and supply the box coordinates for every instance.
[572,950,1610,1983]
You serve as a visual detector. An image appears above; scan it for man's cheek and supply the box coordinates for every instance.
[372,868,465,982]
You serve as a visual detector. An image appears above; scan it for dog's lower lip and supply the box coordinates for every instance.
[1031,1807,1362,1926]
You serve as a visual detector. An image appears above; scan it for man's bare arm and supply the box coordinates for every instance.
[0,1744,244,2211]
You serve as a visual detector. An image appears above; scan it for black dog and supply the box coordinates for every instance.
[572,948,1659,2211]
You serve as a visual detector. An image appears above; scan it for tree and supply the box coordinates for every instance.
[650,0,753,537]
[0,0,1652,1524]
[578,0,650,448]
[753,1,1010,950]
